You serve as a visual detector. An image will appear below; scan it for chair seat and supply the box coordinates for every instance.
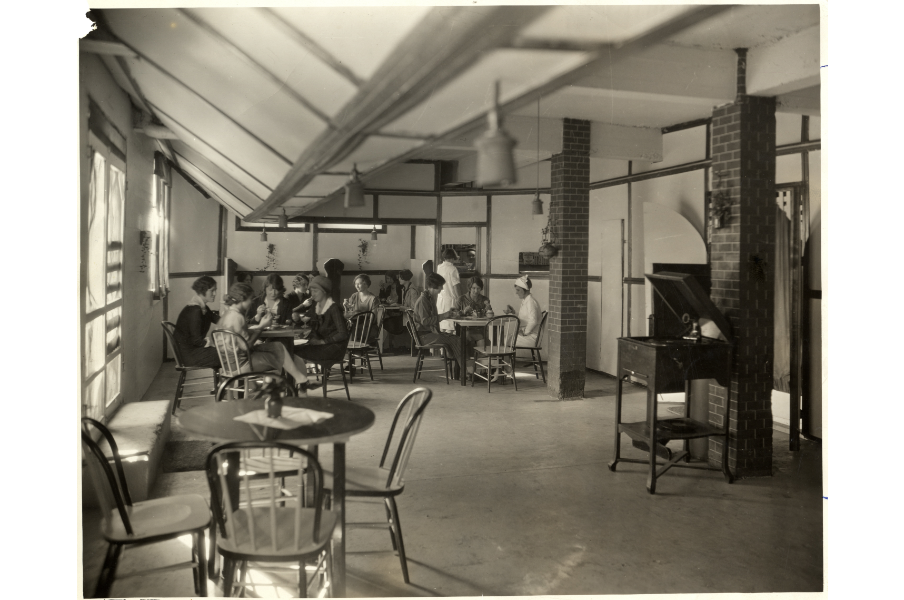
[101,493,211,543]
[514,345,542,351]
[323,465,403,496]
[346,341,374,350]
[242,455,305,477]
[217,507,339,559]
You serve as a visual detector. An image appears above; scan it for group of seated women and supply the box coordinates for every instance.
[173,272,349,396]
[172,263,543,393]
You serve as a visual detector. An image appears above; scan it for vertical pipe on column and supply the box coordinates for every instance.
[626,161,633,337]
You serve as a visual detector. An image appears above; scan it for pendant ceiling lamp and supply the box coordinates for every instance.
[344,164,366,208]
[532,96,544,216]
[370,225,378,241]
[278,208,289,229]
[475,81,516,187]
[260,226,268,242]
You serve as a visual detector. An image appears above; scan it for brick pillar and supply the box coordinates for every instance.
[547,118,590,400]
[708,91,776,478]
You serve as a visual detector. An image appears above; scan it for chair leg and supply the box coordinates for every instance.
[375,345,384,370]
[412,352,421,383]
[536,350,546,383]
[173,370,187,415]
[94,542,122,598]
[298,559,308,598]
[208,524,219,580]
[196,529,209,597]
[383,499,399,550]
[222,557,235,597]
[387,496,410,583]
[339,361,351,401]
[510,355,518,390]
[365,352,374,380]
[238,560,248,598]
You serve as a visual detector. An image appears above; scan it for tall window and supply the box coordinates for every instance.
[151,153,171,298]
[82,131,125,421]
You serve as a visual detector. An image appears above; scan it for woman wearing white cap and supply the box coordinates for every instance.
[505,275,542,347]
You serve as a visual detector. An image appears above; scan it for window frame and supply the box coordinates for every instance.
[81,130,126,422]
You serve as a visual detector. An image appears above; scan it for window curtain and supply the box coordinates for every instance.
[773,203,792,392]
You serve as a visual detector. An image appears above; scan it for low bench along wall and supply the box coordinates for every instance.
[82,400,172,508]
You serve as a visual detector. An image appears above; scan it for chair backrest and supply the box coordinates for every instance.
[484,315,520,354]
[211,329,252,377]
[216,372,291,402]
[403,309,424,347]
[206,441,328,551]
[161,321,188,368]
[534,311,549,348]
[347,311,376,346]
[81,418,135,534]
[379,387,433,489]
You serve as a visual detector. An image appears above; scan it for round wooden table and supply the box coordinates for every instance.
[449,317,491,386]
[178,397,375,597]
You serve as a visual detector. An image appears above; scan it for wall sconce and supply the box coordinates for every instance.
[278,208,288,229]
[344,164,366,208]
[475,81,516,187]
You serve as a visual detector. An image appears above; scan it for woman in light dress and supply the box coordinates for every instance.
[436,248,463,333]
[504,275,542,347]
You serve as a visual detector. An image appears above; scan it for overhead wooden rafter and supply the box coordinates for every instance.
[286,4,732,218]
[244,5,551,221]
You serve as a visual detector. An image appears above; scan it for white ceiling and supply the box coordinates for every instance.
[83,4,820,222]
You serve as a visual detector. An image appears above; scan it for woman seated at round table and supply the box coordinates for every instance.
[343,273,380,318]
[413,273,469,374]
[504,274,542,347]
[293,276,349,365]
[454,276,490,345]
[247,273,294,326]
[173,275,221,368]
[218,282,319,395]
[378,270,402,305]
[286,273,314,324]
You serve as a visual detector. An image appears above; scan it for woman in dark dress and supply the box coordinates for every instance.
[247,273,294,326]
[413,273,468,373]
[294,276,349,364]
[173,276,221,368]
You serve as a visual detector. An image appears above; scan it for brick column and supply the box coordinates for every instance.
[708,91,776,478]
[547,118,590,400]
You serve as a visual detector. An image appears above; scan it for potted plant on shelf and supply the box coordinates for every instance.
[538,214,559,259]
[357,239,370,270]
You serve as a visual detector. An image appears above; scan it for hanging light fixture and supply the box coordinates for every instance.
[278,208,289,229]
[475,81,516,187]
[370,224,378,241]
[344,164,366,208]
[260,226,268,242]
[532,96,544,216]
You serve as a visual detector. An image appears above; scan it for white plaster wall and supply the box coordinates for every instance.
[225,219,315,273]
[170,170,220,273]
[489,194,548,274]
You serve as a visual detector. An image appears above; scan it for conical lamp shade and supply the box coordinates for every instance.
[260,229,268,242]
[475,128,516,187]
[532,194,544,215]
[278,209,288,228]
[345,181,365,208]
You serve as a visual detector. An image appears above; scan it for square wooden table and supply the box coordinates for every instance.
[449,317,491,386]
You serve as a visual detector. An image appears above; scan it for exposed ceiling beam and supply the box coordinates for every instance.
[148,100,273,195]
[291,3,732,217]
[178,8,334,125]
[256,7,365,88]
[79,39,137,58]
[244,5,551,221]
[96,21,296,167]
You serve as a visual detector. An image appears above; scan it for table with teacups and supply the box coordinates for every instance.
[178,396,375,597]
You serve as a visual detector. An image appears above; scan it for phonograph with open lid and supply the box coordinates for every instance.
[608,271,735,494]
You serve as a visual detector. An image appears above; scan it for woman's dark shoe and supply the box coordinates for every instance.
[296,380,323,395]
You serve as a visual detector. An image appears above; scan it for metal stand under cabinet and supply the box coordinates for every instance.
[607,272,736,494]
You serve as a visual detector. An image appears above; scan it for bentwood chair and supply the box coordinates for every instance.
[471,315,521,392]
[404,310,452,384]
[161,321,220,415]
[306,336,352,401]
[324,388,433,583]
[515,311,548,383]
[211,329,281,399]
[345,311,378,381]
[206,442,338,598]
[81,418,211,598]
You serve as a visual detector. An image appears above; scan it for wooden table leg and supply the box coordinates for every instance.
[332,442,346,597]
[646,384,658,494]
[458,324,468,386]
[607,370,624,471]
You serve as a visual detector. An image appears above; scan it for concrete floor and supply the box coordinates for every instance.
[81,352,824,597]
